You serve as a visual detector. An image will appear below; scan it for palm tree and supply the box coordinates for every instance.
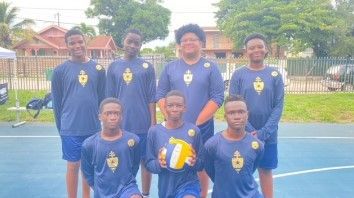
[0,2,35,48]
[74,23,96,38]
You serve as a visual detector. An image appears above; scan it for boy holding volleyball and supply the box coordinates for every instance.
[145,90,204,198]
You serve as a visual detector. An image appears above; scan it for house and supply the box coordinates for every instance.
[13,25,118,58]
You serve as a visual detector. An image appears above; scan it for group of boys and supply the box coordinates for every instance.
[52,23,284,198]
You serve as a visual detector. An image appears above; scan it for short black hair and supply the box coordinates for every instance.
[123,28,143,41]
[166,90,186,104]
[99,97,123,113]
[65,28,84,44]
[243,33,268,47]
[224,95,247,109]
[175,24,206,44]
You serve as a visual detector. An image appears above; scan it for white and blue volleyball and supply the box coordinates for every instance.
[161,137,193,172]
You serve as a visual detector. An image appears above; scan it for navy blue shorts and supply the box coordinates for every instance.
[137,133,147,161]
[176,180,201,198]
[198,119,214,144]
[61,135,91,162]
[258,143,278,169]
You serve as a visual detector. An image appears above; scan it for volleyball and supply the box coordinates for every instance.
[161,137,193,172]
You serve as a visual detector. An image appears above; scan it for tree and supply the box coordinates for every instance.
[215,0,345,57]
[74,23,96,37]
[86,0,171,47]
[0,2,35,48]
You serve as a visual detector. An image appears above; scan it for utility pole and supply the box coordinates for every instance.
[55,12,60,26]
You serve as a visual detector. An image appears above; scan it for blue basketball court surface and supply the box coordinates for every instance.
[1,122,354,198]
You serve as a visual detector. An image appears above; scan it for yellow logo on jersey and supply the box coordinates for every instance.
[184,70,193,86]
[253,77,264,95]
[188,129,195,137]
[123,68,133,84]
[252,141,259,150]
[271,71,278,77]
[232,150,244,173]
[107,151,119,173]
[204,62,211,68]
[127,139,135,147]
[78,70,88,87]
[96,64,103,71]
[142,62,149,69]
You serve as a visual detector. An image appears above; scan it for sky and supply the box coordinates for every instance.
[7,0,220,48]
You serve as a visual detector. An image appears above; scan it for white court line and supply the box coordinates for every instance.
[208,165,354,194]
[0,135,59,138]
[1,136,354,139]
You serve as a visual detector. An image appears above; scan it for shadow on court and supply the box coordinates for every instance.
[0,122,354,198]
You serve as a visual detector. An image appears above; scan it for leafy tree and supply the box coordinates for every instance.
[0,2,35,48]
[86,0,171,47]
[215,0,347,57]
[74,23,96,37]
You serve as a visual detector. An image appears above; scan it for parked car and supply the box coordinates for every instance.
[222,64,289,91]
[321,64,354,91]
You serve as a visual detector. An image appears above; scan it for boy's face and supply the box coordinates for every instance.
[165,95,186,121]
[66,34,86,59]
[123,33,142,59]
[99,103,122,131]
[245,38,268,64]
[224,100,248,131]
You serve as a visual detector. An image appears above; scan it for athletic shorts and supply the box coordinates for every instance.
[175,180,201,198]
[258,143,278,169]
[118,182,141,198]
[61,135,91,162]
[197,119,214,144]
[137,133,147,161]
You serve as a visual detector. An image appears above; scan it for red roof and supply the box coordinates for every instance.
[87,35,117,50]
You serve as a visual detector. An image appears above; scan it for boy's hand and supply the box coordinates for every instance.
[158,147,167,168]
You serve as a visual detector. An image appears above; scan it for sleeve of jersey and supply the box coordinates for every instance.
[209,64,225,106]
[81,140,94,187]
[204,138,216,182]
[253,140,265,172]
[155,64,171,103]
[51,68,62,131]
[105,64,116,98]
[229,71,256,132]
[97,66,106,105]
[147,64,157,103]
[192,128,205,171]
[132,137,141,177]
[257,76,285,141]
[145,128,162,174]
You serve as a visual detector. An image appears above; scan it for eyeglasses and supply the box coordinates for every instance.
[180,38,200,44]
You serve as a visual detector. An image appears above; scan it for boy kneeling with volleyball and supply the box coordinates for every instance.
[145,90,204,198]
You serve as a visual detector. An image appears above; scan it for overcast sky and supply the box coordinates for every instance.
[7,0,220,48]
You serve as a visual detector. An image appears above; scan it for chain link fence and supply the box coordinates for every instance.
[1,56,353,93]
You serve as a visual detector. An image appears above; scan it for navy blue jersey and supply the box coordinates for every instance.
[51,60,106,136]
[106,57,156,134]
[229,66,284,143]
[204,132,264,198]
[81,131,141,198]
[156,58,224,124]
[145,122,204,198]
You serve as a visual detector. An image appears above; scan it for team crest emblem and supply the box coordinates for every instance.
[127,139,135,147]
[188,129,195,137]
[142,62,149,69]
[232,151,244,173]
[251,141,259,150]
[107,151,119,173]
[204,62,211,68]
[184,70,193,86]
[253,77,264,95]
[96,64,103,71]
[271,71,278,77]
[78,70,88,87]
[123,68,133,84]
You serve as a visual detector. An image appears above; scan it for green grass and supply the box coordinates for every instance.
[1,91,353,123]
